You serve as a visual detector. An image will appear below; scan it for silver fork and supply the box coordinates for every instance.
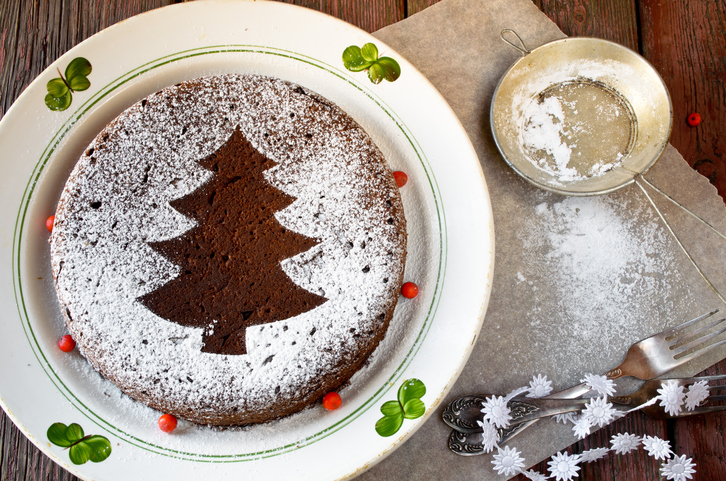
[611,374,726,419]
[444,310,726,451]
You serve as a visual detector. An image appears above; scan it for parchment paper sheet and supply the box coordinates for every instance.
[358,0,726,478]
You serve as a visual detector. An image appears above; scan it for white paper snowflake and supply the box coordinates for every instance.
[491,446,526,476]
[657,380,686,416]
[610,433,641,455]
[580,447,610,463]
[522,469,548,481]
[582,396,616,428]
[572,415,592,439]
[660,454,697,481]
[684,381,709,411]
[643,435,673,460]
[547,451,581,481]
[526,374,553,398]
[476,419,500,453]
[581,373,616,397]
[481,395,512,428]
[553,412,579,425]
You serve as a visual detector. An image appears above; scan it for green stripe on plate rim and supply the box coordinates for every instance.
[12,45,448,462]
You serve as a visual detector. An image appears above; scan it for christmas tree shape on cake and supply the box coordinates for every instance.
[139,128,326,355]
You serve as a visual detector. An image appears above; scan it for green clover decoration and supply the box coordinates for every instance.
[47,422,112,465]
[45,57,92,111]
[375,378,426,437]
[342,43,401,84]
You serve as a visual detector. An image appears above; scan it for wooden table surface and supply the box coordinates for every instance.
[1,1,724,480]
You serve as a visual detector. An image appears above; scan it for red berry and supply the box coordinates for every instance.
[687,113,701,126]
[58,334,75,352]
[322,392,342,411]
[46,215,55,233]
[393,171,408,188]
[158,414,177,433]
[401,282,418,299]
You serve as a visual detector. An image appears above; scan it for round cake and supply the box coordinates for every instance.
[49,74,407,425]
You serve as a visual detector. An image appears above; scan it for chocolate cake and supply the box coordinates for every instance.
[49,74,407,425]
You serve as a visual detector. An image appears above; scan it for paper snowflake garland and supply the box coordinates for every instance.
[572,415,592,439]
[657,380,686,416]
[492,446,525,476]
[684,380,709,411]
[553,412,579,425]
[581,373,616,397]
[475,375,699,481]
[523,470,548,481]
[643,435,673,460]
[481,395,512,428]
[580,447,610,463]
[526,374,553,398]
[547,451,581,481]
[476,419,500,453]
[582,396,616,428]
[610,432,641,455]
[660,454,697,481]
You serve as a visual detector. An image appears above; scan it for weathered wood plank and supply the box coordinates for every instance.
[0,0,174,119]
[532,0,639,51]
[0,0,21,119]
[0,410,77,481]
[275,0,405,32]
[639,0,726,201]
[670,361,726,480]
[407,0,441,16]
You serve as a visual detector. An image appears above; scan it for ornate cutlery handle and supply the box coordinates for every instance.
[443,395,589,434]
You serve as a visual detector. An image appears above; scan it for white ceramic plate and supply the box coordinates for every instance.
[0,1,494,479]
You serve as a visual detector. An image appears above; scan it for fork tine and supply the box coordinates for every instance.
[663,309,720,341]
[673,325,726,358]
[672,337,726,365]
[674,374,726,384]
[674,405,726,417]
[668,318,726,356]
[670,317,726,347]
[706,395,726,402]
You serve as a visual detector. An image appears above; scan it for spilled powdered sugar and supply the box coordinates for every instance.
[49,74,407,424]
[529,196,672,312]
[513,192,688,378]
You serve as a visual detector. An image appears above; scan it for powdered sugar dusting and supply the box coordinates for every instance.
[49,74,407,425]
[514,192,687,376]
[521,81,633,182]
